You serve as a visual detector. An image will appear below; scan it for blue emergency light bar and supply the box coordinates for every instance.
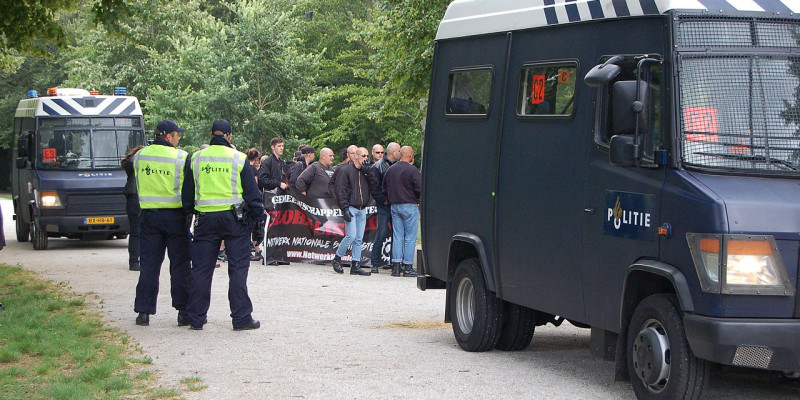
[114,87,127,95]
[27,90,38,98]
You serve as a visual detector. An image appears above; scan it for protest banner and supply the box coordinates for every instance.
[262,187,390,266]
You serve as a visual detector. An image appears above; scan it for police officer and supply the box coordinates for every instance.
[182,119,263,331]
[133,120,193,327]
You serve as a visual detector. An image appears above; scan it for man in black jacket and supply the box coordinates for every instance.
[382,146,422,277]
[288,145,315,188]
[332,147,380,276]
[369,142,400,272]
[258,137,288,193]
[296,147,335,198]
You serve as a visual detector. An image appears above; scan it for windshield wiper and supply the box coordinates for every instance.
[695,152,798,171]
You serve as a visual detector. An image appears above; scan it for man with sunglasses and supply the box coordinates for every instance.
[331,147,380,276]
[369,142,400,272]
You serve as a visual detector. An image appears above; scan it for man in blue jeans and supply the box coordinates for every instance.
[332,146,380,276]
[382,146,421,277]
[369,142,400,272]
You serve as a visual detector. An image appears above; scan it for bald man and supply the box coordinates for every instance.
[296,147,335,198]
[382,146,421,277]
[369,142,400,271]
[368,144,384,167]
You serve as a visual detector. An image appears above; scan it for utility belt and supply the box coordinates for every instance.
[192,202,250,227]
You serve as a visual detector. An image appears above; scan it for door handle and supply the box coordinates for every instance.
[584,208,595,214]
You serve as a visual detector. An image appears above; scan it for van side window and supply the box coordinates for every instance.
[446,68,492,115]
[517,63,577,116]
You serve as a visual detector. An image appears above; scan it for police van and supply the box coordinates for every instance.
[12,87,145,250]
[418,0,800,398]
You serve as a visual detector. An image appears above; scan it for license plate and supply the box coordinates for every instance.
[85,217,115,224]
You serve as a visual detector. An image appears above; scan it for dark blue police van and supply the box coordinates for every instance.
[12,87,145,250]
[418,0,800,398]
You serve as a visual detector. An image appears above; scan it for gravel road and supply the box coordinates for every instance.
[1,198,798,399]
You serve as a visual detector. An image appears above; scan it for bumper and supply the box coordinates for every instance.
[684,314,800,370]
[417,275,446,291]
[38,215,130,237]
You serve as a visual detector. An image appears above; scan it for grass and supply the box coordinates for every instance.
[0,193,10,200]
[0,264,186,399]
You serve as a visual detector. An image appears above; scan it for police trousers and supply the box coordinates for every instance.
[133,208,192,315]
[187,210,254,328]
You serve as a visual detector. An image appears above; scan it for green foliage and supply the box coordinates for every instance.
[0,0,74,71]
[356,0,449,113]
[0,55,67,147]
[1,0,449,158]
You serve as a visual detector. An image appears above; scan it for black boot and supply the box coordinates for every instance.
[177,310,189,327]
[402,264,419,277]
[391,263,401,277]
[350,265,371,276]
[135,312,149,326]
[332,256,343,274]
[370,264,379,274]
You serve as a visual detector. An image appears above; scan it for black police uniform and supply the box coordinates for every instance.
[182,134,264,330]
[133,138,192,323]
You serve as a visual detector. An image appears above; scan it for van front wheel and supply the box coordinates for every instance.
[627,294,708,400]
[449,258,502,352]
[30,220,48,250]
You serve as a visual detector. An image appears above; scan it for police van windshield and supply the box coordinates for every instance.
[678,19,800,174]
[36,117,144,170]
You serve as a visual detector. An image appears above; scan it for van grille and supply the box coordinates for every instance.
[731,346,773,369]
[66,193,126,216]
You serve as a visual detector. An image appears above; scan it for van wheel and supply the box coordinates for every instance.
[15,214,30,242]
[495,301,536,351]
[449,258,502,352]
[30,220,48,250]
[628,294,708,400]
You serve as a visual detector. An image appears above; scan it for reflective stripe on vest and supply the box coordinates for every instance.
[191,145,246,212]
[133,146,187,209]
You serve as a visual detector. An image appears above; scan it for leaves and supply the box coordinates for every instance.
[0,0,450,163]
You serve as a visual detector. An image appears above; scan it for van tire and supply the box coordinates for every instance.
[449,258,502,352]
[31,220,48,250]
[628,294,708,400]
[495,301,536,351]
[16,213,30,242]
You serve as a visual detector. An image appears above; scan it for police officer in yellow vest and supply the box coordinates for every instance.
[133,120,193,327]
[182,119,263,331]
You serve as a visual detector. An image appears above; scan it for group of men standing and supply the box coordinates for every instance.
[126,119,262,331]
[328,143,422,278]
[126,119,422,330]
[255,137,422,277]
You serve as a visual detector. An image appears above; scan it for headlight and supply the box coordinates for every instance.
[36,190,63,208]
[687,234,793,296]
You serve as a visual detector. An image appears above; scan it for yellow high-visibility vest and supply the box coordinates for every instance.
[190,145,246,212]
[133,144,188,209]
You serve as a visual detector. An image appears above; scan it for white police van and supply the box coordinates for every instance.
[418,0,800,398]
[12,87,145,249]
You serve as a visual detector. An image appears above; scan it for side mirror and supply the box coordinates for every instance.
[17,132,30,157]
[612,81,649,135]
[584,56,623,87]
[609,135,637,167]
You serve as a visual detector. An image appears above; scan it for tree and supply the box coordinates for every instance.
[0,0,74,72]
[355,0,450,150]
